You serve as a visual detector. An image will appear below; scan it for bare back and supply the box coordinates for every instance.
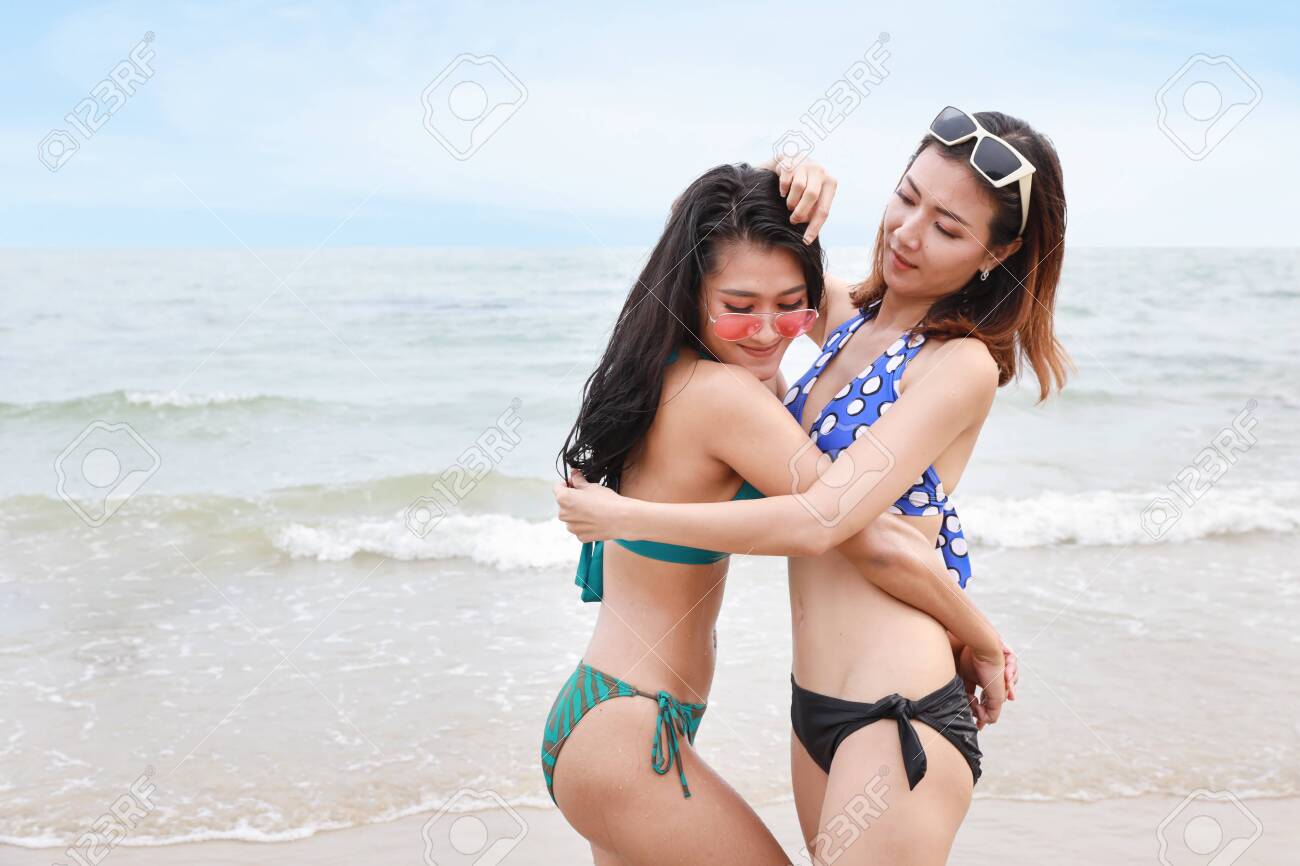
[583,353,755,705]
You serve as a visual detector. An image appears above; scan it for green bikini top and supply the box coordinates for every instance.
[572,346,766,603]
[574,480,765,603]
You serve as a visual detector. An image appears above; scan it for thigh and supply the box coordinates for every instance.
[812,720,972,866]
[553,696,791,866]
[791,729,829,852]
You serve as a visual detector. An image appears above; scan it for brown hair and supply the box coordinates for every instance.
[850,110,1071,400]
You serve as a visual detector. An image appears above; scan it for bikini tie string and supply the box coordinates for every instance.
[573,541,605,603]
[650,691,693,798]
[873,693,928,790]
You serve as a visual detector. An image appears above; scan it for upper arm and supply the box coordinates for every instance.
[686,363,832,500]
[672,340,996,555]
[685,337,996,509]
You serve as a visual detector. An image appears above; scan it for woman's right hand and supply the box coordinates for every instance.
[775,158,838,245]
[759,155,838,244]
[553,470,632,543]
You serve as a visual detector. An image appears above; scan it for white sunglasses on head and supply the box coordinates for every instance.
[926,106,1035,235]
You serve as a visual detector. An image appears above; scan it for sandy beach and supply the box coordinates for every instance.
[4,796,1295,865]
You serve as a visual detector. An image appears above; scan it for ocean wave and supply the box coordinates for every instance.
[0,389,325,418]
[7,474,1296,567]
[959,486,1300,548]
[273,513,576,571]
[123,390,268,408]
[265,484,1300,569]
[4,782,1295,848]
[0,788,561,849]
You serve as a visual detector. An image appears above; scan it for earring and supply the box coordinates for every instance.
[979,269,990,281]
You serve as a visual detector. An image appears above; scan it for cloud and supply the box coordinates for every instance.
[4,1,1297,246]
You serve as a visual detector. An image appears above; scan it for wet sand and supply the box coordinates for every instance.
[4,795,1294,866]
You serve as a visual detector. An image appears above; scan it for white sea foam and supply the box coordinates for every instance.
[272,512,577,570]
[270,486,1300,569]
[0,790,562,848]
[960,486,1300,548]
[124,390,262,407]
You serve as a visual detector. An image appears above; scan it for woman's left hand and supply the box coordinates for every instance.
[1002,639,1019,702]
[773,158,838,245]
[553,470,629,542]
[957,641,1012,729]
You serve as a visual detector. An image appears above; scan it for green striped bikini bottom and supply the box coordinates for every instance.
[540,662,706,804]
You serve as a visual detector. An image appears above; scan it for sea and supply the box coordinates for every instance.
[2,246,1298,848]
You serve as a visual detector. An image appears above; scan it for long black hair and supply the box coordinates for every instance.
[558,163,825,491]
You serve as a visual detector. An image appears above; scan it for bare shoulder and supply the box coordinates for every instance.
[661,353,772,418]
[911,336,999,396]
[678,354,768,399]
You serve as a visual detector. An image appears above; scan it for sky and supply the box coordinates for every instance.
[3,1,1298,248]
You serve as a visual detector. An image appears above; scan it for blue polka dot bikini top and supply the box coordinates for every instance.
[781,301,972,588]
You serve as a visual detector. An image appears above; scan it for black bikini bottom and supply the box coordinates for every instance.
[791,673,982,789]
